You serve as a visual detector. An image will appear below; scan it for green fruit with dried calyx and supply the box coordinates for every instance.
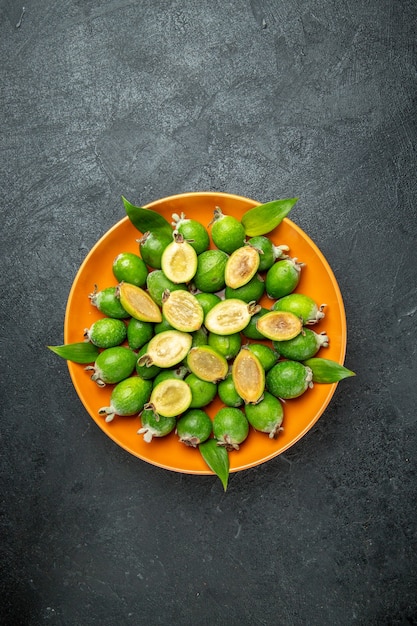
[225,245,260,289]
[265,258,303,299]
[266,360,313,399]
[146,270,187,307]
[162,289,204,332]
[207,332,241,360]
[127,318,154,350]
[138,330,192,369]
[138,230,173,269]
[241,198,298,237]
[232,346,265,405]
[84,318,127,349]
[213,407,249,450]
[225,273,265,303]
[273,329,329,361]
[192,249,228,293]
[185,373,217,408]
[89,285,130,319]
[112,252,148,287]
[176,409,213,447]
[171,212,210,255]
[204,299,261,335]
[187,346,228,383]
[137,408,176,443]
[98,376,152,422]
[272,293,326,325]
[161,232,198,284]
[145,378,192,418]
[247,235,289,271]
[245,392,284,438]
[209,206,246,254]
[117,282,162,323]
[85,346,137,387]
[135,343,161,379]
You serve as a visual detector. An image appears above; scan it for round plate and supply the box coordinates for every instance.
[65,192,346,474]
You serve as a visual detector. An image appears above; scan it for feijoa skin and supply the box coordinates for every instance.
[137,408,176,443]
[273,329,329,361]
[85,346,137,387]
[246,343,279,372]
[192,249,228,293]
[89,286,130,319]
[127,318,154,350]
[146,270,187,307]
[265,258,302,300]
[135,343,161,380]
[241,307,270,340]
[266,360,313,399]
[85,318,127,348]
[245,392,284,438]
[225,274,265,303]
[213,407,249,450]
[172,213,210,255]
[98,376,152,422]
[210,207,246,254]
[218,374,244,408]
[112,252,148,287]
[138,230,172,269]
[185,373,217,408]
[247,236,289,271]
[272,293,326,325]
[176,409,213,447]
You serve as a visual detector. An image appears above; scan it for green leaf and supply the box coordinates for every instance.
[47,342,100,364]
[122,196,173,237]
[199,439,230,491]
[241,198,299,236]
[303,358,356,383]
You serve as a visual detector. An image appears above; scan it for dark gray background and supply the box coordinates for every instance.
[1,1,416,624]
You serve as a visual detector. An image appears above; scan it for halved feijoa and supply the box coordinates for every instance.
[118,282,162,323]
[256,310,302,341]
[187,346,228,383]
[232,346,265,404]
[145,378,192,418]
[162,289,204,332]
[225,245,260,289]
[138,330,192,368]
[161,232,198,283]
[204,299,260,335]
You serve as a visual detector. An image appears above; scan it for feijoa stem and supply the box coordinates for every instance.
[47,342,100,364]
[303,358,356,383]
[122,196,173,237]
[199,439,230,491]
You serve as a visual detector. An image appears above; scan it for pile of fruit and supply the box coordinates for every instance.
[49,197,354,489]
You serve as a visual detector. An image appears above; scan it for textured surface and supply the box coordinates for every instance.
[1,1,416,624]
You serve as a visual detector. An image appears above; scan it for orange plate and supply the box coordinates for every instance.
[65,192,347,474]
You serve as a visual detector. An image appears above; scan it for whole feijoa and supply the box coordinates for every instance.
[113,252,148,287]
[89,286,130,319]
[265,258,302,299]
[85,346,137,387]
[192,249,228,293]
[138,230,172,269]
[266,360,313,399]
[127,318,154,350]
[98,376,152,422]
[210,207,246,254]
[272,293,326,325]
[245,392,284,438]
[273,329,329,361]
[137,408,176,443]
[176,409,213,447]
[213,407,249,450]
[85,318,127,348]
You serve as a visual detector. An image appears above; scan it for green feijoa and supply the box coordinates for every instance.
[210,207,246,254]
[137,408,176,443]
[84,318,127,348]
[138,230,173,269]
[241,307,270,340]
[127,318,154,350]
[185,373,217,408]
[152,365,188,387]
[218,374,244,408]
[213,407,249,450]
[247,236,289,271]
[176,409,213,447]
[207,332,241,360]
[246,343,279,371]
[194,292,222,318]
[272,293,326,325]
[225,274,265,303]
[98,376,152,422]
[245,392,284,438]
[154,315,175,334]
[191,326,208,347]
[273,329,329,361]
[112,252,148,287]
[265,258,302,300]
[193,249,228,293]
[135,343,161,379]
[172,213,210,255]
[146,270,187,307]
[266,360,313,399]
[89,286,130,319]
[85,346,137,387]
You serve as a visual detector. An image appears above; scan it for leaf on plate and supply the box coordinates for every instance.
[122,196,173,237]
[199,439,230,491]
[47,342,100,364]
[303,358,356,383]
[241,198,298,237]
